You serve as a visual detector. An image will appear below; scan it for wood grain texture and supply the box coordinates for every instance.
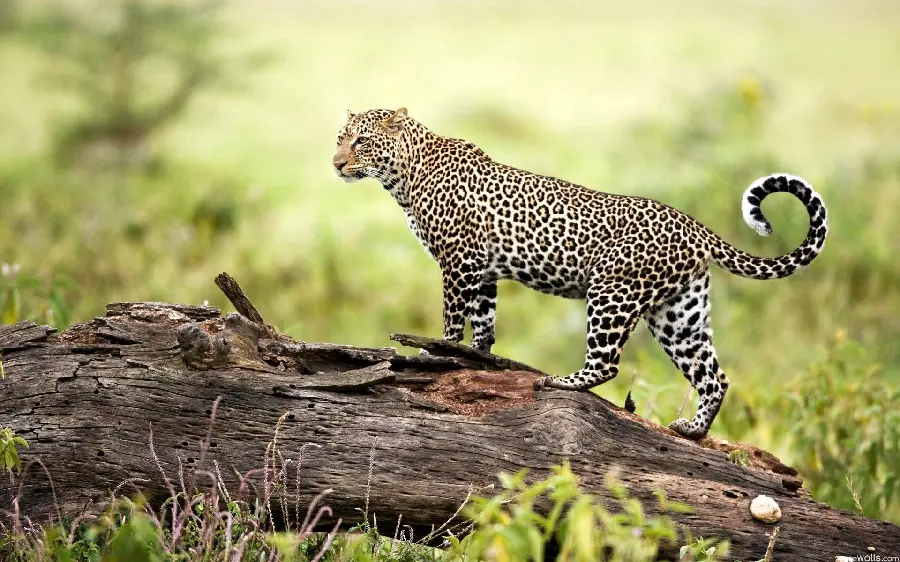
[1,306,898,561]
[214,272,267,326]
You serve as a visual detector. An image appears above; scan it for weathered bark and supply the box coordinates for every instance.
[1,276,898,562]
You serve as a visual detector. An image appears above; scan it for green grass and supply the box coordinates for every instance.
[1,449,730,562]
[1,0,899,524]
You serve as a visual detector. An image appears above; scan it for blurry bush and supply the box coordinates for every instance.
[783,334,900,520]
[21,0,270,170]
[0,0,18,33]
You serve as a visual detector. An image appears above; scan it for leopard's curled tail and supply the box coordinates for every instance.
[709,174,828,280]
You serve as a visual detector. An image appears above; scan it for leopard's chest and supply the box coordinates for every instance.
[405,210,434,258]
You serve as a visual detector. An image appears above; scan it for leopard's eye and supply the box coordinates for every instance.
[354,136,370,147]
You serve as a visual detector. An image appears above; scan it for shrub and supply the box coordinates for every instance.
[783,333,900,521]
[449,462,728,562]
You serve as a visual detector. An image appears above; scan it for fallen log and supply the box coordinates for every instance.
[1,274,898,561]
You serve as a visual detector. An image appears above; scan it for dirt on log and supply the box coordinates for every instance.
[1,274,898,561]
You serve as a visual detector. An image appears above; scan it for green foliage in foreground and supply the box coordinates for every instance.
[0,427,29,474]
[447,463,727,562]
[1,460,734,562]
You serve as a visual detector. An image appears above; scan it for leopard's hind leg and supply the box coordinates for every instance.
[535,278,647,391]
[644,272,730,439]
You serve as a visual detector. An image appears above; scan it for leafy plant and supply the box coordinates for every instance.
[679,537,727,562]
[727,450,750,467]
[784,334,900,520]
[449,461,728,562]
[0,427,28,474]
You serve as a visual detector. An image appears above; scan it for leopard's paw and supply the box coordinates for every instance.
[668,418,707,440]
[533,376,555,390]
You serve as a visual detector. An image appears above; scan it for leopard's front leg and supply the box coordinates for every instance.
[436,241,488,347]
[440,265,479,344]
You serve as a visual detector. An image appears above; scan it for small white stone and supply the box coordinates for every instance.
[750,495,782,523]
[868,546,876,552]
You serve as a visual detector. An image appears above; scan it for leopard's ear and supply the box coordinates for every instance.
[345,109,355,121]
[381,107,408,135]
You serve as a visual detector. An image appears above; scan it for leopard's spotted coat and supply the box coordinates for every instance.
[332,107,828,438]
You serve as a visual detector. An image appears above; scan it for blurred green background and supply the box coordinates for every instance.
[1,0,898,522]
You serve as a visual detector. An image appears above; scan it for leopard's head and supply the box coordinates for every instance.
[332,107,411,184]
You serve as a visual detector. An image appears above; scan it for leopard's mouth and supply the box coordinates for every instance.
[334,164,366,183]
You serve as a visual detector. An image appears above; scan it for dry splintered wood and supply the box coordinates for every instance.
[214,272,267,326]
[390,332,550,376]
[1,288,899,561]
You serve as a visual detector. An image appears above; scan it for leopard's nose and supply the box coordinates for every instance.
[332,159,346,172]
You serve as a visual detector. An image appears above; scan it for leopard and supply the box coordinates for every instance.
[332,107,828,439]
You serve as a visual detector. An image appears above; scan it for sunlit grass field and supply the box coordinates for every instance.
[2,0,899,521]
